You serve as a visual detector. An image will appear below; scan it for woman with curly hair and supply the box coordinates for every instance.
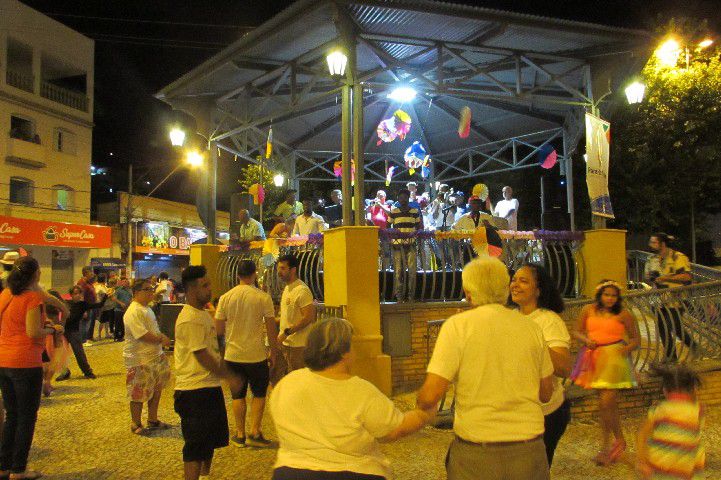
[571,280,640,466]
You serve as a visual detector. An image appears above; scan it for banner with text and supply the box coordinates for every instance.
[0,215,111,248]
[585,113,614,219]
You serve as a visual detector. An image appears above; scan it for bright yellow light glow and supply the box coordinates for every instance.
[699,38,714,48]
[185,150,204,167]
[655,39,681,67]
[625,81,646,104]
[326,50,348,76]
[273,173,285,187]
[169,127,186,147]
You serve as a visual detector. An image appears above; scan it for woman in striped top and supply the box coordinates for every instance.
[636,364,704,479]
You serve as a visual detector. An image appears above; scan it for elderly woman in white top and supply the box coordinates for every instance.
[509,263,572,467]
[270,318,434,480]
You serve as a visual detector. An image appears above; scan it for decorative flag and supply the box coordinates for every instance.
[458,106,472,138]
[248,183,265,205]
[538,144,558,169]
[265,126,273,159]
[385,165,396,186]
[585,113,614,219]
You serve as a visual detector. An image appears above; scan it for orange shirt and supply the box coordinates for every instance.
[0,289,45,368]
[586,308,626,345]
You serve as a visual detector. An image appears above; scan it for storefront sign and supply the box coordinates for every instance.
[135,222,205,256]
[0,215,111,248]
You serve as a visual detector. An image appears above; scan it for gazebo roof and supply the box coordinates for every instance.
[158,0,651,182]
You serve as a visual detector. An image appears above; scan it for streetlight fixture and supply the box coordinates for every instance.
[387,86,417,103]
[656,38,681,67]
[185,150,204,167]
[698,38,714,48]
[273,173,285,187]
[169,127,186,147]
[624,81,646,104]
[326,50,348,76]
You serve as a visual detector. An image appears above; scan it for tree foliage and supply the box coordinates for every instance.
[237,161,287,211]
[610,19,721,246]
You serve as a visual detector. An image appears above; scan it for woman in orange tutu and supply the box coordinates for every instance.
[571,280,640,465]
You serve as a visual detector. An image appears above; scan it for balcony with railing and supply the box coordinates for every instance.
[6,69,34,93]
[40,81,88,112]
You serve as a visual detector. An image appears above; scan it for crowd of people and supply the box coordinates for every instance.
[235,183,520,244]
[0,231,706,480]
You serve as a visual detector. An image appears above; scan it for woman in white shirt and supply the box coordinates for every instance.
[509,264,572,466]
[270,318,434,480]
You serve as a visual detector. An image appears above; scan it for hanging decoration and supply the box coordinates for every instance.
[265,126,273,159]
[471,183,489,201]
[376,109,412,145]
[248,183,265,205]
[538,144,558,169]
[404,141,430,177]
[333,159,356,185]
[458,106,472,139]
[385,165,396,186]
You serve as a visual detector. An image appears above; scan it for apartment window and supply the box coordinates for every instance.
[9,115,39,144]
[9,177,34,205]
[53,185,74,210]
[53,128,77,154]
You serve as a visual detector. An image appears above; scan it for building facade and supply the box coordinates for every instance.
[0,0,112,291]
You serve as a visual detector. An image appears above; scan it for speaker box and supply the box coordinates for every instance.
[542,208,570,230]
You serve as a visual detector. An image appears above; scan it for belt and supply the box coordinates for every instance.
[455,434,543,447]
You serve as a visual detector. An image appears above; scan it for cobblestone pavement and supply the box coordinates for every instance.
[28,340,718,479]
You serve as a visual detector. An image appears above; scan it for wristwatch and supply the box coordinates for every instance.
[283,327,293,336]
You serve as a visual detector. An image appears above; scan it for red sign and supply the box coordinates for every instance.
[0,215,111,249]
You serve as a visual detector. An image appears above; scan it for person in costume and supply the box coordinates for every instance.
[636,363,705,480]
[571,280,640,465]
[510,264,571,466]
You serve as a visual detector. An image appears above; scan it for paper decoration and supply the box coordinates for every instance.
[471,183,489,201]
[385,165,396,186]
[404,141,431,177]
[393,109,412,140]
[265,127,273,159]
[538,144,558,169]
[376,109,412,145]
[458,106,472,138]
[333,159,356,185]
[248,183,265,205]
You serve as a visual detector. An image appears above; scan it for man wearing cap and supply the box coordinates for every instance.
[0,251,20,291]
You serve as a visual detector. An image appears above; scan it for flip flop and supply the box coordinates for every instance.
[607,439,626,463]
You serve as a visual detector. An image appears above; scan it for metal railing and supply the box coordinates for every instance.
[217,233,584,303]
[425,281,721,372]
[6,70,34,93]
[40,81,88,112]
[628,250,721,285]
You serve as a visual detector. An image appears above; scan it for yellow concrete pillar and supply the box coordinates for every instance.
[324,226,392,395]
[190,244,222,299]
[579,229,627,297]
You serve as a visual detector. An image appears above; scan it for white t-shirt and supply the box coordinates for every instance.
[427,304,553,442]
[123,301,164,368]
[173,305,222,391]
[279,280,314,348]
[270,368,403,478]
[525,308,571,415]
[215,284,275,363]
[494,198,519,230]
[155,279,171,302]
[292,214,327,236]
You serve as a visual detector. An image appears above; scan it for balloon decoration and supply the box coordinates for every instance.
[404,141,431,178]
[376,109,412,145]
[471,183,489,201]
[538,144,558,169]
[458,106,472,139]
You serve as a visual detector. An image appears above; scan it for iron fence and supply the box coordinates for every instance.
[627,250,721,286]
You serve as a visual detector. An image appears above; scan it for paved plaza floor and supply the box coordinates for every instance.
[27,340,718,479]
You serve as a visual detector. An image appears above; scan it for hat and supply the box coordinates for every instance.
[0,251,20,265]
[468,195,482,202]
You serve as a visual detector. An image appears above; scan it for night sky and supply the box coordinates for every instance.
[17,0,721,213]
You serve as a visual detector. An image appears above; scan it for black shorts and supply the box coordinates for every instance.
[99,310,114,324]
[173,387,229,462]
[225,360,270,399]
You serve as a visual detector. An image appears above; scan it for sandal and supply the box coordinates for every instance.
[607,439,626,463]
[9,471,42,479]
[130,423,148,435]
[147,420,171,430]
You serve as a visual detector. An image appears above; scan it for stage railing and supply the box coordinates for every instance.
[216,230,584,303]
[425,281,721,372]
[627,249,721,286]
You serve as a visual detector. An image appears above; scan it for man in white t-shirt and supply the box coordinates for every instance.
[123,278,172,435]
[417,257,554,480]
[215,260,279,449]
[174,265,239,480]
[276,254,316,372]
[493,186,519,230]
[292,200,327,236]
[155,271,172,303]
